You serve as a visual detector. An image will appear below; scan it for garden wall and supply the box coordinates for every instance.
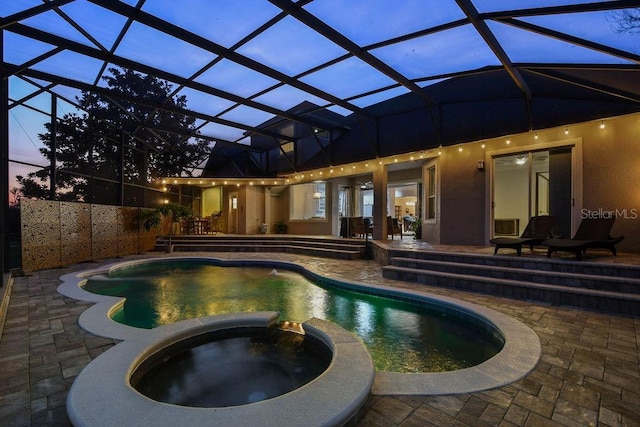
[20,199,164,271]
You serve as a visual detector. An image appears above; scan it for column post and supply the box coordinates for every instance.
[372,164,388,240]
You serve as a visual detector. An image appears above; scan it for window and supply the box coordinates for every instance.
[312,128,330,142]
[361,189,374,218]
[426,164,436,220]
[290,182,326,220]
[280,141,294,155]
[338,186,350,218]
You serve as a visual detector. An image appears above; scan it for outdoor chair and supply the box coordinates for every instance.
[348,216,369,238]
[542,216,624,260]
[210,211,222,234]
[490,215,556,256]
[387,216,402,240]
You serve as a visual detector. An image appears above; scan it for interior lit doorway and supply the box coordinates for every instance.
[492,147,573,239]
[388,183,419,233]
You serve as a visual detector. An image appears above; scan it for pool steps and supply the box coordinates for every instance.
[382,251,640,315]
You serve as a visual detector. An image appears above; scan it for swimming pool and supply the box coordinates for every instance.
[58,255,542,396]
[82,258,503,373]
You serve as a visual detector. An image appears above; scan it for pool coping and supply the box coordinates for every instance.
[57,255,542,396]
[67,312,375,427]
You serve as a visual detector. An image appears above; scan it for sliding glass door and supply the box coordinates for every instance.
[493,148,572,238]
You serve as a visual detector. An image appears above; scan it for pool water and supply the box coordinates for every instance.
[131,326,332,407]
[83,260,503,373]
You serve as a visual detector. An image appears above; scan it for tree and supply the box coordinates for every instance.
[16,67,211,205]
[610,8,640,35]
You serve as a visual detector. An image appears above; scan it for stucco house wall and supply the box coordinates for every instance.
[433,113,639,252]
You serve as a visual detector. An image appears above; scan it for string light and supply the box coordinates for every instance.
[564,126,569,135]
[600,120,605,129]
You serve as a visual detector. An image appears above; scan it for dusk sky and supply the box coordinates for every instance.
[4,0,639,195]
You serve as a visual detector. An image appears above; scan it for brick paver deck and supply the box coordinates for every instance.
[1,249,638,426]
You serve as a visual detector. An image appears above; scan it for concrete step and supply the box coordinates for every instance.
[154,235,367,260]
[382,265,640,315]
[387,249,640,279]
[171,243,363,260]
[165,237,365,251]
[390,257,640,294]
[167,235,363,243]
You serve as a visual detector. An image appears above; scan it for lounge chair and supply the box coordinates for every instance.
[542,217,624,260]
[490,215,556,256]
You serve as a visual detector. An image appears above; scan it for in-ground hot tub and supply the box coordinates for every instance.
[67,312,374,427]
[131,323,332,408]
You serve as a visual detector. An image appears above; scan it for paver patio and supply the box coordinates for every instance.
[1,248,639,426]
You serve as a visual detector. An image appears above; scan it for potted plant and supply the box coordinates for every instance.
[413,217,422,240]
[139,202,193,252]
[273,219,288,234]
